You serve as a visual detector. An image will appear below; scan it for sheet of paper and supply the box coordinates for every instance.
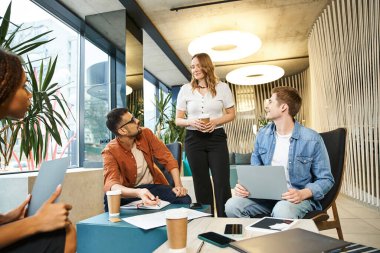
[122,207,211,230]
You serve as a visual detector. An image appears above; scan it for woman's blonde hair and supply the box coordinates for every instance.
[190,53,219,97]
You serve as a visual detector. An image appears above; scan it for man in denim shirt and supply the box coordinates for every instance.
[225,87,334,218]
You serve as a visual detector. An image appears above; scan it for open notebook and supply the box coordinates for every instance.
[121,200,170,210]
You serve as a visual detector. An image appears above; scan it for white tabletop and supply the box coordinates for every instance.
[154,217,318,253]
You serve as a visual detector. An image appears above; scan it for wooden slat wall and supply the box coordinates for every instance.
[224,70,310,153]
[308,0,379,207]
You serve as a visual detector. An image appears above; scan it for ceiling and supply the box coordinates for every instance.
[59,0,330,88]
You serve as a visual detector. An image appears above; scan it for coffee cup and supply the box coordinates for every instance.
[106,190,122,218]
[165,209,188,252]
[199,114,210,124]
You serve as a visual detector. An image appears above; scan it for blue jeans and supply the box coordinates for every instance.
[104,184,192,212]
[225,196,316,219]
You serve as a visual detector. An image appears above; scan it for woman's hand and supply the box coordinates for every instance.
[0,195,31,225]
[33,185,72,233]
[188,119,207,131]
[202,119,218,133]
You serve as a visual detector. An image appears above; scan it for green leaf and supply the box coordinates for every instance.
[0,2,12,45]
[3,25,22,49]
[16,39,54,56]
[10,31,53,51]
[42,57,57,90]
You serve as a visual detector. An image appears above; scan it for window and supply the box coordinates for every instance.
[116,59,126,108]
[0,0,79,173]
[143,78,157,131]
[83,40,110,166]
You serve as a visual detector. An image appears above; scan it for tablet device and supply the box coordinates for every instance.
[27,157,70,216]
[236,165,288,200]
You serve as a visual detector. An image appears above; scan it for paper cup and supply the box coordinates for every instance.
[106,190,121,218]
[165,209,188,251]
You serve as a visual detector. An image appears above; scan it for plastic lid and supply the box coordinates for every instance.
[165,208,188,219]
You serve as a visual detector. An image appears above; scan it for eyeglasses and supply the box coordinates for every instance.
[119,116,137,129]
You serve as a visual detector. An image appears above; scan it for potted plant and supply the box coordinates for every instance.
[153,90,185,144]
[0,2,72,170]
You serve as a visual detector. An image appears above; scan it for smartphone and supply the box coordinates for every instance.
[224,224,243,234]
[198,231,236,248]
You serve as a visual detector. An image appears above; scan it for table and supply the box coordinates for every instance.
[76,204,210,253]
[154,217,319,252]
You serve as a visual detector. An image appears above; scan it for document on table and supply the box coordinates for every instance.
[122,207,211,230]
[121,200,170,210]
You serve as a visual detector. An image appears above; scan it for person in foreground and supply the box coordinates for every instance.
[0,49,76,253]
[225,86,334,219]
[175,53,235,217]
[102,108,191,209]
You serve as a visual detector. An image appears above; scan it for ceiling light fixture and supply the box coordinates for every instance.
[188,31,261,62]
[226,65,285,85]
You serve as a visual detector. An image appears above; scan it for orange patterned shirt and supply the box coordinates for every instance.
[102,128,178,191]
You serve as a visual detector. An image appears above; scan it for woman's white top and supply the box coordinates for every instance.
[176,82,235,130]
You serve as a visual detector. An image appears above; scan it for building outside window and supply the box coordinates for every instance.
[83,40,110,167]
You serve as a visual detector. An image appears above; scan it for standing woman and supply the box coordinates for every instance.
[175,53,235,217]
[0,49,76,253]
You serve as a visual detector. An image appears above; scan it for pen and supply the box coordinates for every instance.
[155,196,160,207]
[196,241,204,253]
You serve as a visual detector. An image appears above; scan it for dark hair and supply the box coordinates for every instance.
[0,49,23,106]
[106,108,129,135]
[271,86,302,117]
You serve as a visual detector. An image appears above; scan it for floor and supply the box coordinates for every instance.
[320,194,380,249]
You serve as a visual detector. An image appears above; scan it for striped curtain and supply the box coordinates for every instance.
[308,0,380,207]
[224,70,310,153]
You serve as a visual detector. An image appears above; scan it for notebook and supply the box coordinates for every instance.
[229,228,351,253]
[27,157,70,216]
[236,165,288,200]
[245,217,298,233]
[121,200,170,210]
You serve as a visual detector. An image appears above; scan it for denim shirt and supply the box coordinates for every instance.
[251,121,334,209]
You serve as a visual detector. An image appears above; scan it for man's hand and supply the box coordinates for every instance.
[0,195,31,225]
[282,188,312,204]
[34,185,72,233]
[137,188,160,206]
[172,186,188,197]
[233,183,250,198]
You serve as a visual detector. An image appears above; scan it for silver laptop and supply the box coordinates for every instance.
[230,228,351,253]
[236,165,288,200]
[27,157,70,216]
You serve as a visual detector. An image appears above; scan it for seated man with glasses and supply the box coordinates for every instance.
[102,108,191,210]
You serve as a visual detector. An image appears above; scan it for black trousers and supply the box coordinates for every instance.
[185,128,231,217]
[1,228,66,253]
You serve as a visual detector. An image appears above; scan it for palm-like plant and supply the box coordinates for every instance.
[0,2,71,168]
[154,89,172,138]
[153,90,185,144]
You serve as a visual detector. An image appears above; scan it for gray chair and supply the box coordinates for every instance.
[304,128,347,240]
[155,142,182,187]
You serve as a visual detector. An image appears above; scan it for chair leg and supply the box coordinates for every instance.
[332,202,344,240]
